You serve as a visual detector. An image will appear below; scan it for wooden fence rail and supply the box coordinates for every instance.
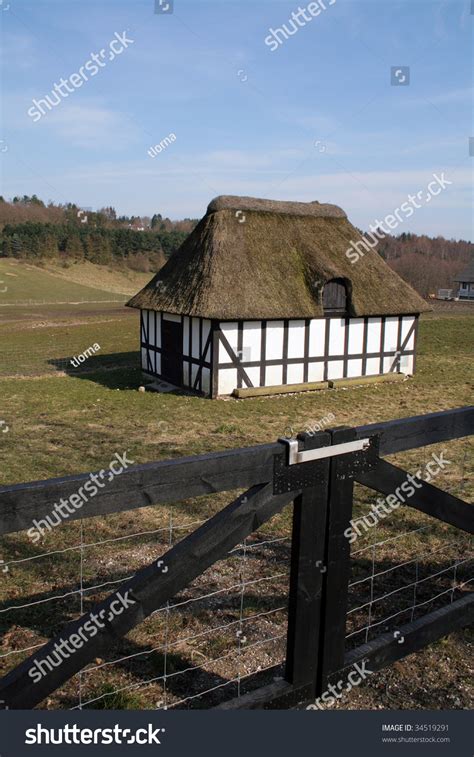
[0,406,472,709]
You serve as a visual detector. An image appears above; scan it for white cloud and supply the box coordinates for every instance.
[0,32,36,70]
[45,103,139,147]
[426,87,473,105]
[398,87,473,109]
[2,90,144,148]
[279,109,339,135]
[3,146,471,239]
[181,148,308,171]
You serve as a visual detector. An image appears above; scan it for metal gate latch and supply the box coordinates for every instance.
[278,437,370,466]
[273,435,379,494]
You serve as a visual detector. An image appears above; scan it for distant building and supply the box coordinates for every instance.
[128,195,429,398]
[437,289,453,300]
[453,261,474,300]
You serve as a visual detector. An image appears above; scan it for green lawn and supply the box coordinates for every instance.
[0,310,472,483]
[0,306,472,710]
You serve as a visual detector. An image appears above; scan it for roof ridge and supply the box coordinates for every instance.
[207,195,347,219]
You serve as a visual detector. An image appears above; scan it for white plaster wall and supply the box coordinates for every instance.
[329,318,345,356]
[266,321,284,360]
[348,318,364,354]
[384,316,399,353]
[215,316,417,395]
[243,321,261,362]
[143,312,418,396]
[366,317,382,353]
[287,321,305,359]
[309,319,325,357]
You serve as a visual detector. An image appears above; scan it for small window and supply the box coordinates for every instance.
[322,278,348,314]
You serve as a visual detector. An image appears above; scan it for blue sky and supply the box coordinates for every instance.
[1,0,472,239]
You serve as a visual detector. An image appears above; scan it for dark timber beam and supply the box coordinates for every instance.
[219,595,474,709]
[354,406,474,456]
[357,459,473,534]
[317,428,356,693]
[0,442,282,536]
[214,675,311,710]
[285,432,331,692]
[334,593,474,682]
[1,408,471,536]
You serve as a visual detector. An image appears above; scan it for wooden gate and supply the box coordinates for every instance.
[0,407,472,709]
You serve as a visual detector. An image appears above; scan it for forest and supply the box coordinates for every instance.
[0,195,472,294]
[0,195,195,272]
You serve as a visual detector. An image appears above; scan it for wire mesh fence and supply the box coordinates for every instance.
[0,419,472,710]
[346,437,473,653]
[0,493,292,710]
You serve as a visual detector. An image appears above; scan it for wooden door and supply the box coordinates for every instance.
[322,279,347,314]
[161,318,183,386]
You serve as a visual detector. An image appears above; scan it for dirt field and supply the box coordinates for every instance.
[429,300,474,315]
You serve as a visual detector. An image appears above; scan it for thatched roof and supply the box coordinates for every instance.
[207,195,347,219]
[127,196,429,319]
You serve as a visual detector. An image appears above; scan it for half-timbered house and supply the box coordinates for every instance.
[127,196,429,397]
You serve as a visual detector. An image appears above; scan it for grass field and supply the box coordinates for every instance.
[0,292,472,710]
[0,259,151,304]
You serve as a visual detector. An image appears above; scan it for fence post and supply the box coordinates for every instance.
[284,430,332,698]
[317,426,356,694]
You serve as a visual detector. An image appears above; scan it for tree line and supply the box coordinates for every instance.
[0,196,472,292]
[0,196,196,272]
[377,232,473,297]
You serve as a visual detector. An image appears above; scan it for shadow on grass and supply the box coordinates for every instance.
[48,352,141,390]
[48,352,195,395]
[2,543,469,709]
[0,578,289,709]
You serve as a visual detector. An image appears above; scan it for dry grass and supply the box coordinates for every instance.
[40,260,153,296]
[0,303,472,709]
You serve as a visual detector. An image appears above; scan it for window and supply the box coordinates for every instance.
[322,278,348,314]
